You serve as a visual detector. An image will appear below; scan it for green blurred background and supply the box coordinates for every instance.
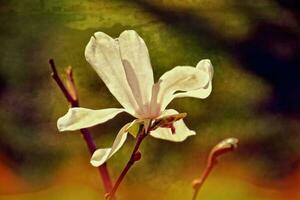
[0,0,300,199]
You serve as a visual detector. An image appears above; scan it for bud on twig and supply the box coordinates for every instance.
[133,150,142,161]
[192,137,239,200]
[207,137,238,166]
[65,66,78,101]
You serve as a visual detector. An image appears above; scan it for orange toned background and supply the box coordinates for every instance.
[0,1,299,199]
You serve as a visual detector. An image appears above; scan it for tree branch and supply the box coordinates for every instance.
[106,125,147,200]
[49,59,115,199]
[192,138,238,200]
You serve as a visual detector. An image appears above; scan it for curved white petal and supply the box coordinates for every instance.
[57,107,125,131]
[173,59,214,99]
[85,32,138,116]
[118,30,154,118]
[196,59,214,81]
[90,121,136,167]
[150,109,195,142]
[152,66,210,112]
[174,81,212,99]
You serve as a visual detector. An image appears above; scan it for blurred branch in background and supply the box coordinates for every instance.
[192,138,238,200]
[49,59,115,199]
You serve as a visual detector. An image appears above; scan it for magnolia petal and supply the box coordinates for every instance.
[196,59,214,81]
[57,107,125,131]
[90,121,136,167]
[118,30,154,117]
[85,32,138,116]
[153,66,209,112]
[149,82,161,118]
[150,109,195,142]
[127,119,144,138]
[174,81,212,99]
[173,59,214,99]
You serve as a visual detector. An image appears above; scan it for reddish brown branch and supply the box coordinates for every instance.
[49,59,115,199]
[192,138,238,200]
[106,125,147,200]
[192,163,214,200]
[49,59,75,106]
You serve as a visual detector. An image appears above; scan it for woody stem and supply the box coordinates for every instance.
[107,125,147,200]
[49,59,115,199]
[192,162,215,200]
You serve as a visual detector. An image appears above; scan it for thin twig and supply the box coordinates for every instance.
[65,66,78,101]
[49,59,115,199]
[192,163,214,200]
[192,138,238,200]
[49,59,75,105]
[107,125,147,200]
[107,116,185,199]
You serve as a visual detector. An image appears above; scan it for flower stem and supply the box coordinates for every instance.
[81,128,114,194]
[192,138,238,200]
[192,163,214,200]
[107,125,147,200]
[49,59,115,199]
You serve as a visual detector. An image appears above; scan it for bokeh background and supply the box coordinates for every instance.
[0,0,300,199]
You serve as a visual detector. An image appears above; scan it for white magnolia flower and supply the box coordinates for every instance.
[57,30,214,167]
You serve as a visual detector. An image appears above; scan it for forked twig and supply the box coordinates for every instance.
[49,59,115,199]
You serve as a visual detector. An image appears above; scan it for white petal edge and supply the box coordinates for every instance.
[90,120,136,167]
[57,107,125,131]
[174,81,212,99]
[85,32,138,116]
[196,59,214,81]
[150,109,196,142]
[118,30,154,118]
[173,59,214,99]
[152,66,210,112]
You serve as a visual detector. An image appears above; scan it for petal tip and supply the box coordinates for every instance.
[57,116,67,132]
[90,149,107,167]
[190,130,196,136]
[121,30,137,35]
[90,158,102,167]
[93,31,109,40]
[197,59,214,79]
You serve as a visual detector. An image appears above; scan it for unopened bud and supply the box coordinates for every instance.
[208,137,238,165]
[133,151,142,161]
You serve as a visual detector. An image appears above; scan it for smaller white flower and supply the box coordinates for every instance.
[57,30,214,167]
